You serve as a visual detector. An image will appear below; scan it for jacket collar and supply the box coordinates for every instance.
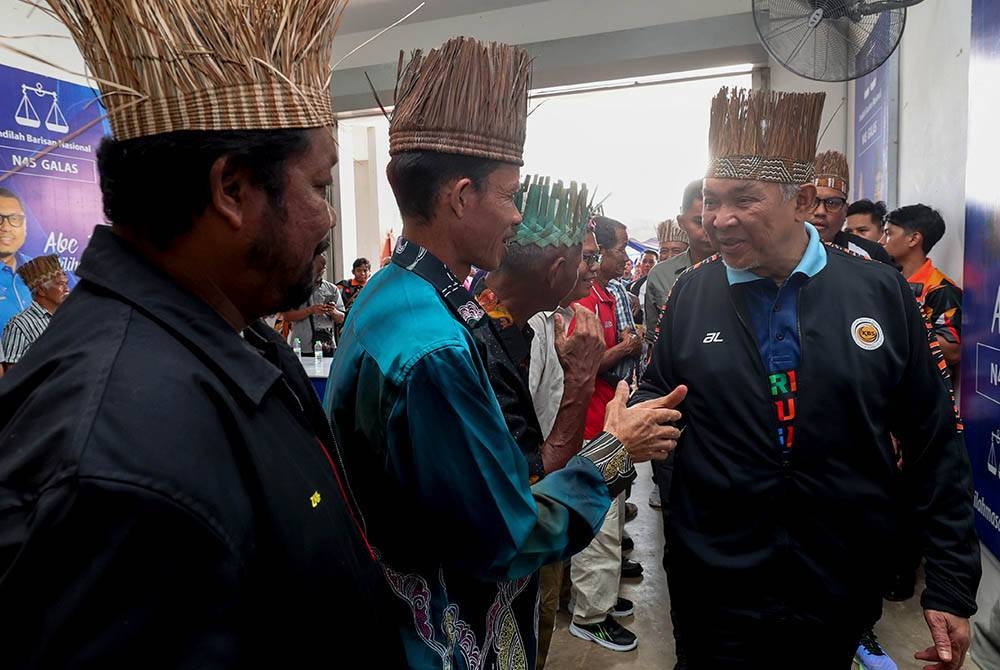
[77,226,281,405]
[392,237,487,330]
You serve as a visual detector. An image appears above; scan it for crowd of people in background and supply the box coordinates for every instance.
[0,7,980,670]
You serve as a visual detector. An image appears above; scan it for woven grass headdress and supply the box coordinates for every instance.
[707,87,826,184]
[812,150,850,195]
[17,255,63,292]
[38,0,348,140]
[512,176,590,248]
[657,219,688,246]
[389,37,531,166]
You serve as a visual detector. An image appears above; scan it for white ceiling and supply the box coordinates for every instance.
[339,0,547,34]
[333,0,751,68]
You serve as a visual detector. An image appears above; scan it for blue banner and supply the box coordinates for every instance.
[963,0,1000,560]
[852,13,898,206]
[0,63,110,288]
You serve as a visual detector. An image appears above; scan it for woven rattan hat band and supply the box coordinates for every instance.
[111,83,334,141]
[708,155,815,184]
[389,129,524,165]
[17,254,64,292]
[812,175,849,194]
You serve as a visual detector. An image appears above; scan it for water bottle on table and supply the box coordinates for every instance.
[292,337,302,358]
[313,341,323,361]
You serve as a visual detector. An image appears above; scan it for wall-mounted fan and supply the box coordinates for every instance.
[753,1,925,82]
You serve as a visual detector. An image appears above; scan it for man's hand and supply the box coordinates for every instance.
[915,609,971,670]
[619,329,643,357]
[555,306,604,389]
[603,381,687,462]
[627,292,641,317]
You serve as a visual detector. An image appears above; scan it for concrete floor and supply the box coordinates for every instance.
[546,464,982,670]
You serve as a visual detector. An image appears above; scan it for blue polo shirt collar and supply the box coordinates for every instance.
[726,223,827,285]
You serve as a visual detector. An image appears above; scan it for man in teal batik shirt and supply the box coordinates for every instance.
[326,37,685,669]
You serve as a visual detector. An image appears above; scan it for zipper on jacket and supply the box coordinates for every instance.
[728,285,791,471]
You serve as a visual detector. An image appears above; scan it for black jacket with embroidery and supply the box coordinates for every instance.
[634,246,979,625]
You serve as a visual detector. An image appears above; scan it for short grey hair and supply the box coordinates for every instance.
[779,183,803,201]
[500,242,575,276]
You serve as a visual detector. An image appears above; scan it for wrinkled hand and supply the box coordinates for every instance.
[603,382,687,462]
[555,305,604,388]
[915,610,970,670]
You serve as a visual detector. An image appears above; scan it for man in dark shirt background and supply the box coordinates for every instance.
[881,204,963,370]
[845,199,888,243]
[810,151,894,265]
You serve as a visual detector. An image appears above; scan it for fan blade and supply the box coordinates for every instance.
[853,0,924,14]
[786,22,818,64]
[762,15,814,43]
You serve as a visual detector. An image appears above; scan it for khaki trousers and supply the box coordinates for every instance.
[570,492,623,625]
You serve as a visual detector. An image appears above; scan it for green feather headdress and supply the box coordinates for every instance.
[513,175,591,248]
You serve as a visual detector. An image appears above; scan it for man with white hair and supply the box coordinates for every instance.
[2,254,69,367]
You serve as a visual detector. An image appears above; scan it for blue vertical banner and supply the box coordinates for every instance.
[0,63,110,286]
[963,0,1000,560]
[853,13,898,207]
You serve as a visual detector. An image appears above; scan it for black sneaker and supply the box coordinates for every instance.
[883,573,915,602]
[621,536,635,553]
[621,557,644,579]
[569,615,638,652]
[611,597,634,618]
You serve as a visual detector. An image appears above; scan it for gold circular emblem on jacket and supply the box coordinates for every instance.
[851,317,884,351]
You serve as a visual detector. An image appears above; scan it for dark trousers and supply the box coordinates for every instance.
[653,453,687,667]
[678,612,863,669]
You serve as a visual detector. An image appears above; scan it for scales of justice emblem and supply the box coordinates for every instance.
[15,82,69,134]
[988,428,1000,477]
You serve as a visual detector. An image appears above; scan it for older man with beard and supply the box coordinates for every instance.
[0,1,407,667]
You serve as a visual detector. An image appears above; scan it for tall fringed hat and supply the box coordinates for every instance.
[41,0,348,140]
[389,37,532,165]
[17,255,63,292]
[513,176,590,247]
[812,150,850,196]
[657,219,689,246]
[707,87,826,184]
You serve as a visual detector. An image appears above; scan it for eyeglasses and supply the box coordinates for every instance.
[813,197,847,213]
[0,213,26,228]
[582,252,603,266]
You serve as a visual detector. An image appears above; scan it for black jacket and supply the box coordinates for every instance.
[0,227,403,667]
[635,246,979,626]
[833,230,895,266]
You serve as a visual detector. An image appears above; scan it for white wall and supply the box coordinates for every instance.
[767,57,849,155]
[894,0,972,284]
[0,1,86,82]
